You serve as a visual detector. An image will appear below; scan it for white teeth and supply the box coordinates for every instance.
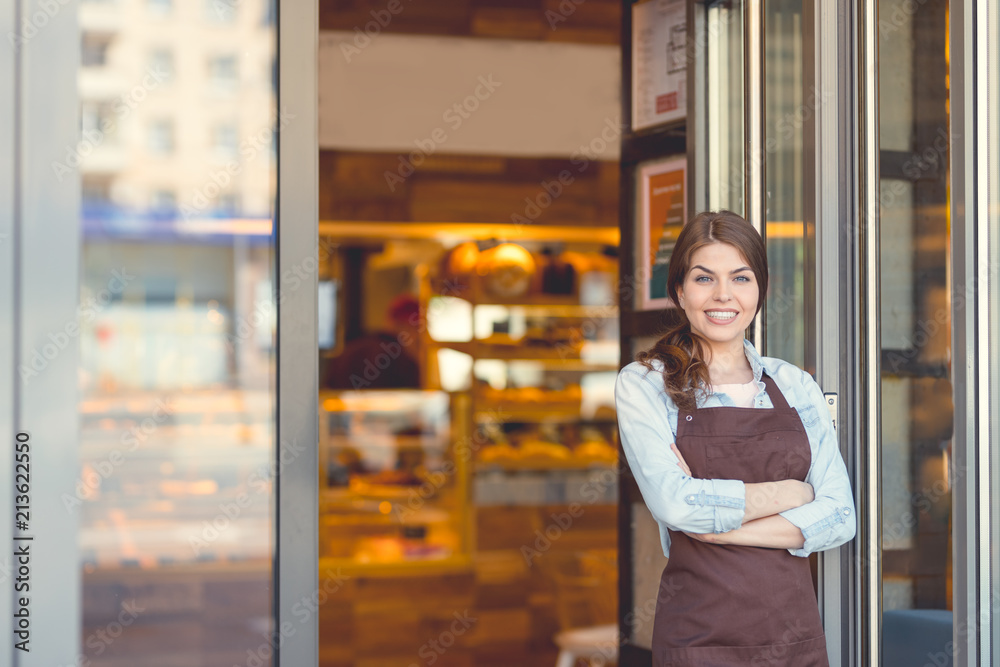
[706,311,737,320]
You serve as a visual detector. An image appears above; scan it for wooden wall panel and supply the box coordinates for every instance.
[320,150,620,227]
[319,0,620,45]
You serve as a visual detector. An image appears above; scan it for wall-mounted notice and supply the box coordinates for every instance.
[632,0,687,131]
[638,156,687,310]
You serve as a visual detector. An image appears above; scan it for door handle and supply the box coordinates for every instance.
[823,392,838,431]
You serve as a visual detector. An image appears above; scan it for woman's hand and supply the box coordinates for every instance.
[685,516,805,550]
[670,443,692,476]
[683,530,723,544]
[669,443,814,524]
[742,479,814,522]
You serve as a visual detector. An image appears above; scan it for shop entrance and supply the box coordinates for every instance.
[314,14,625,666]
[616,1,993,667]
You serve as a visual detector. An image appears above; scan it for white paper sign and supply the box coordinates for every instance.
[632,0,687,130]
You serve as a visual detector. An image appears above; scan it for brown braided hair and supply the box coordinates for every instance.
[635,210,769,412]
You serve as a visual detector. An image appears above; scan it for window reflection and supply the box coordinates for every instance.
[78,0,277,663]
[763,0,810,370]
[706,0,744,214]
[877,0,953,661]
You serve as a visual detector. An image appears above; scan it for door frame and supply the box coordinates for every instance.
[277,0,320,664]
[949,0,997,664]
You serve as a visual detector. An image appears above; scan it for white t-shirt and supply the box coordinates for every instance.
[710,380,758,408]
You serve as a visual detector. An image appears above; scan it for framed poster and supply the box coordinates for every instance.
[637,156,687,310]
[632,0,687,131]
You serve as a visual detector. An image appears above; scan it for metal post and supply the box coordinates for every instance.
[857,0,881,664]
[277,0,319,663]
[744,0,765,352]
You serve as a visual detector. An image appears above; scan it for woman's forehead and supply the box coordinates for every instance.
[688,242,751,267]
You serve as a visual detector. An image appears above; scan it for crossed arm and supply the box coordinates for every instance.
[670,443,812,549]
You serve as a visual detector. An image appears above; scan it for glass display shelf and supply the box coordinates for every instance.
[420,242,620,492]
[318,389,471,570]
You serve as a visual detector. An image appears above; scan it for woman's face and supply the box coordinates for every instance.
[675,242,759,349]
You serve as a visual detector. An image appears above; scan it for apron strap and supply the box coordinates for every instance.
[761,373,791,410]
[675,372,793,419]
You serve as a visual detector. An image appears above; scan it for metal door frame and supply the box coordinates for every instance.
[1,0,320,663]
[277,0,319,664]
[950,0,997,665]
[852,0,998,664]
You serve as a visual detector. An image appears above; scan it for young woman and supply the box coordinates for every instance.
[615,211,856,666]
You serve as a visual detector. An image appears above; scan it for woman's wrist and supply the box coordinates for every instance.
[743,479,813,523]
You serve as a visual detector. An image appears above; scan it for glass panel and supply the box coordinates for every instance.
[763,0,811,370]
[77,0,277,663]
[317,231,620,663]
[706,0,745,214]
[992,0,1000,652]
[877,0,953,661]
[629,501,669,649]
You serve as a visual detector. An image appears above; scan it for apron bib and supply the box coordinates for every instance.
[651,374,829,667]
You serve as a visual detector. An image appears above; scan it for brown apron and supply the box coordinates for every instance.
[651,374,829,667]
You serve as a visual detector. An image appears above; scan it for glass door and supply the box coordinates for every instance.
[858,0,959,664]
[3,0,317,664]
[860,0,1000,663]
[875,3,954,657]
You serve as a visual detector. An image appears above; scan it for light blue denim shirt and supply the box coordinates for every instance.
[615,339,856,558]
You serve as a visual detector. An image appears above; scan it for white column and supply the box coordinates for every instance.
[13,0,82,664]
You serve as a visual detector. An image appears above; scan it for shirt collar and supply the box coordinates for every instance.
[743,338,765,383]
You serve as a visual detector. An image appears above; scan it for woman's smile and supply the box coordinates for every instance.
[676,242,760,352]
[704,309,739,324]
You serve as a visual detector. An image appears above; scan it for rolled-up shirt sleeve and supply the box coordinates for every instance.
[779,370,857,557]
[615,365,746,535]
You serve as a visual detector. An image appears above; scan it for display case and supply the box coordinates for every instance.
[421,241,621,507]
[318,389,471,571]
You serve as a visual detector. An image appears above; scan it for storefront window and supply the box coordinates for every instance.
[763,0,812,370]
[706,0,745,214]
[77,0,277,662]
[312,2,628,653]
[877,0,953,659]
[316,229,620,663]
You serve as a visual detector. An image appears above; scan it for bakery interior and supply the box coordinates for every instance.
[314,5,624,666]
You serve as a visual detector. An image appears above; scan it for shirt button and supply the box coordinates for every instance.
[685,415,693,421]
[842,508,851,515]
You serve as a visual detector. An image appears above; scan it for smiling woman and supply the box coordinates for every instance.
[615,210,855,666]
[675,243,759,378]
